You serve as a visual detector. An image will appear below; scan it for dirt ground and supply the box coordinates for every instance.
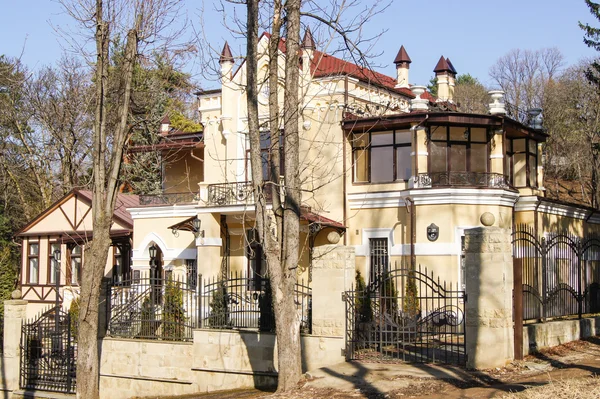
[144,336,600,399]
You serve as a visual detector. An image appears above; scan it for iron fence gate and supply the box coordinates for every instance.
[513,225,600,320]
[345,265,465,365]
[20,308,77,394]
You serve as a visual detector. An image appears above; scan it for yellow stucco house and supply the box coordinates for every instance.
[17,31,600,318]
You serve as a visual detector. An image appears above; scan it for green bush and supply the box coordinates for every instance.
[162,279,187,339]
[355,271,373,322]
[139,295,158,338]
[209,281,229,327]
[68,297,80,341]
[403,268,420,318]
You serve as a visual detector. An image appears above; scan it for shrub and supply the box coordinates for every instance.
[209,280,229,327]
[162,279,187,339]
[355,271,373,322]
[403,268,420,318]
[68,297,80,341]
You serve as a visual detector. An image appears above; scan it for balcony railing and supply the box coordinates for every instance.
[139,192,198,206]
[207,181,276,206]
[416,172,511,189]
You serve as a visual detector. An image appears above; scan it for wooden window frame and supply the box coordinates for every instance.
[351,129,412,184]
[47,241,61,285]
[507,138,538,188]
[27,241,40,284]
[68,244,82,286]
[427,125,490,175]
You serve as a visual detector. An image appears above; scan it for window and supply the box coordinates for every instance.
[112,244,131,284]
[246,131,284,181]
[70,245,82,285]
[48,242,60,284]
[507,138,538,188]
[428,126,489,174]
[369,238,389,286]
[28,242,39,284]
[186,259,198,289]
[246,230,266,291]
[352,130,412,183]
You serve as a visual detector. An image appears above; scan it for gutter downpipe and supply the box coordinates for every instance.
[343,76,349,246]
[404,114,429,270]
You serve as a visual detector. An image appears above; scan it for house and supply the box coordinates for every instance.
[15,190,139,317]
[16,30,600,324]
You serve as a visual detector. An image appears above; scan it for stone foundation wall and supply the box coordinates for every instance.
[523,316,600,356]
[99,330,345,398]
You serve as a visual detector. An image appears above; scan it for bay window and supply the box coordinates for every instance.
[428,126,489,174]
[352,130,411,183]
[507,138,538,188]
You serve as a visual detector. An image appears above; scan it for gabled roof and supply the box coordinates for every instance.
[15,189,139,237]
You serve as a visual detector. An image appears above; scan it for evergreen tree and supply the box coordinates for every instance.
[580,1,600,85]
[355,271,372,322]
[162,279,187,339]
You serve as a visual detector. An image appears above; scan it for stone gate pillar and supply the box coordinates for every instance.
[310,245,355,337]
[464,227,514,369]
[2,296,28,392]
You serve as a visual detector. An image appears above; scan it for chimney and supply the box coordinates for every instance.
[219,41,234,81]
[160,115,170,135]
[394,45,411,88]
[301,28,315,85]
[433,56,456,102]
[488,90,506,115]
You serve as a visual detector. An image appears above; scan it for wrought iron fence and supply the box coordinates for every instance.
[345,264,465,365]
[139,192,198,206]
[20,307,77,394]
[416,172,511,189]
[106,271,313,340]
[198,272,312,334]
[107,273,198,341]
[513,225,600,321]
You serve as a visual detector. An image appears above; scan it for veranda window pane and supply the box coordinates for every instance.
[471,128,487,142]
[430,126,446,141]
[513,153,527,187]
[471,144,488,173]
[449,127,468,142]
[513,139,525,152]
[371,147,393,182]
[529,155,537,187]
[353,148,369,182]
[430,142,447,173]
[395,130,411,144]
[371,131,393,146]
[396,147,411,180]
[450,145,467,172]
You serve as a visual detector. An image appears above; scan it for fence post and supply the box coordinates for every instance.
[541,237,547,321]
[2,295,28,393]
[198,274,203,328]
[513,258,523,360]
[464,227,514,369]
[578,240,583,319]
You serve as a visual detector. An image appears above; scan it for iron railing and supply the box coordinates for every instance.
[207,181,280,206]
[139,192,198,206]
[20,308,77,394]
[513,225,600,321]
[107,273,198,341]
[416,172,511,189]
[345,264,465,365]
[198,272,312,334]
[106,271,313,340]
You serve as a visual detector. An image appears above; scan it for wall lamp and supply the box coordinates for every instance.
[193,217,205,238]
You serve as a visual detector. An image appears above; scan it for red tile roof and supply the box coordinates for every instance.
[310,51,415,98]
[76,190,139,228]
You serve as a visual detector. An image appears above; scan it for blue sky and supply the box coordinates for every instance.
[0,0,596,89]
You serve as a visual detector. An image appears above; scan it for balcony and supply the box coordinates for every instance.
[207,181,276,206]
[139,192,198,206]
[416,172,511,189]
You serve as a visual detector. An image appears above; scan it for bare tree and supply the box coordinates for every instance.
[58,1,190,397]
[453,74,489,114]
[490,48,565,120]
